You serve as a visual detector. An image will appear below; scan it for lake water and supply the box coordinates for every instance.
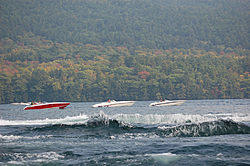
[1,99,250,165]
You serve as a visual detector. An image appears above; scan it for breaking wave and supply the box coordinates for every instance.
[111,113,250,124]
[1,112,249,138]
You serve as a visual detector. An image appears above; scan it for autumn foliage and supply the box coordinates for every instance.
[138,71,150,80]
[0,36,249,104]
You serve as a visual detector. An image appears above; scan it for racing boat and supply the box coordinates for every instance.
[92,100,136,107]
[149,100,186,106]
[24,102,70,110]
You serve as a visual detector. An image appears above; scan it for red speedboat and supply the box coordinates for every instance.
[24,102,70,110]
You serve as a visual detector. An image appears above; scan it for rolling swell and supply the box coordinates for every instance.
[24,114,140,139]
[31,113,136,129]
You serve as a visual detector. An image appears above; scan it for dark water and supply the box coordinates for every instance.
[1,99,250,165]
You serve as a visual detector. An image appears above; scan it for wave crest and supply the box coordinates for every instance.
[86,112,135,129]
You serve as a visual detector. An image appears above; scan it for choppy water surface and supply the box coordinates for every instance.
[1,99,250,165]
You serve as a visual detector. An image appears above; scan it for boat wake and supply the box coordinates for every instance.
[0,114,89,126]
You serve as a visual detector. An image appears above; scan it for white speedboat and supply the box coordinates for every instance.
[92,100,136,108]
[24,102,70,110]
[149,100,186,106]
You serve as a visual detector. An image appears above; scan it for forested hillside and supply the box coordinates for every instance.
[0,0,250,103]
[1,36,249,103]
[1,0,249,50]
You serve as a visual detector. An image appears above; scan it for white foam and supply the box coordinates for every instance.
[188,154,200,157]
[205,113,250,122]
[6,161,24,165]
[0,114,88,126]
[112,113,250,124]
[217,153,223,156]
[0,134,53,140]
[4,152,64,163]
[0,135,24,140]
[150,152,177,156]
[120,133,160,140]
[148,153,180,164]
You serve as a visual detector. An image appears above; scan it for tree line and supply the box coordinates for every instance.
[0,36,249,103]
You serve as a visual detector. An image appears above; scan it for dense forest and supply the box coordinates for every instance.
[1,0,250,50]
[0,0,250,103]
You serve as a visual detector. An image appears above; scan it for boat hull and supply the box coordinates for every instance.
[92,101,136,108]
[24,102,70,110]
[149,100,186,106]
